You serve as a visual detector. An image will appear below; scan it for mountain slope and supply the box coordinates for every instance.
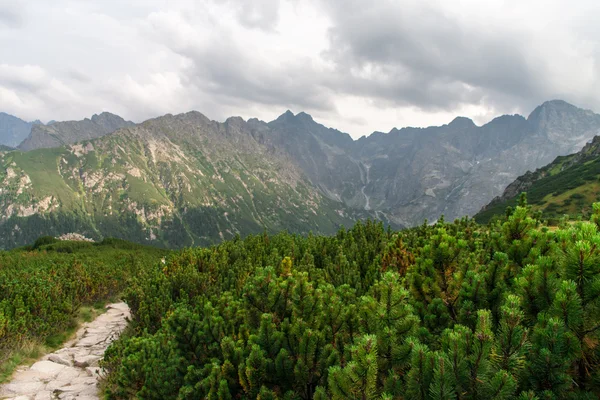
[269,101,600,226]
[18,112,134,151]
[2,99,600,248]
[475,135,600,223]
[0,113,36,148]
[0,112,374,249]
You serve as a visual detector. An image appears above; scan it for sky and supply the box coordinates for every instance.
[1,0,599,138]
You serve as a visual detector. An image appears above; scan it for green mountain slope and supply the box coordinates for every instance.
[475,135,600,223]
[0,112,373,249]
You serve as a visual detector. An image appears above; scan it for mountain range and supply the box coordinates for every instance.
[1,99,600,248]
[0,112,134,151]
[0,112,39,148]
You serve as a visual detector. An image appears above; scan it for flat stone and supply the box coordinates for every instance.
[47,354,71,366]
[46,380,76,391]
[55,367,82,382]
[55,383,93,392]
[10,369,51,383]
[2,380,46,395]
[71,376,96,385]
[30,361,66,377]
[77,335,104,347]
[34,391,53,400]
[84,328,106,334]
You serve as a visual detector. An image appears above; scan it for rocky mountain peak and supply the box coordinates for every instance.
[275,110,296,122]
[527,99,581,123]
[448,116,476,129]
[296,112,315,123]
[526,99,600,142]
[225,116,245,125]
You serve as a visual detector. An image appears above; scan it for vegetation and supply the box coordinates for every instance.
[476,139,600,224]
[0,237,168,381]
[0,116,377,250]
[96,199,600,399]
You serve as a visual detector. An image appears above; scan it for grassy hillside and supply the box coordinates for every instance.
[476,136,600,223]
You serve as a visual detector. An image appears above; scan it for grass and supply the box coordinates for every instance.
[10,148,78,209]
[0,299,114,384]
[476,156,600,223]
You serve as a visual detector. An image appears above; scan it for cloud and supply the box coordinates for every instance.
[318,0,600,120]
[1,0,600,137]
[0,64,86,119]
[216,0,282,31]
[0,1,23,28]
[144,5,335,114]
[320,0,544,112]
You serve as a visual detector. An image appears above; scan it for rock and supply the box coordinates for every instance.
[47,354,71,366]
[30,361,66,377]
[54,382,95,393]
[55,367,82,382]
[73,355,101,368]
[9,369,51,382]
[56,233,95,242]
[2,380,46,395]
[77,335,103,347]
[46,380,75,391]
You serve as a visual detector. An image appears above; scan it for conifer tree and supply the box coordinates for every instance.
[328,335,380,400]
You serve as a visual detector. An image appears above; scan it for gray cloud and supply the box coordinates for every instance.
[320,0,548,112]
[218,0,282,31]
[147,8,335,114]
[0,1,23,28]
[1,0,600,136]
[66,69,92,84]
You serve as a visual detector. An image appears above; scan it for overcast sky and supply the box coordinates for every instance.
[1,0,599,138]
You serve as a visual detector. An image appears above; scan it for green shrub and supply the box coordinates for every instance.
[32,236,58,250]
[0,236,168,364]
[102,208,600,399]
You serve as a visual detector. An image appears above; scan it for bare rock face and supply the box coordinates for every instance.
[17,112,134,151]
[266,100,600,225]
[0,302,130,400]
[56,233,95,242]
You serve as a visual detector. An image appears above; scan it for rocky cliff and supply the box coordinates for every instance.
[18,112,135,151]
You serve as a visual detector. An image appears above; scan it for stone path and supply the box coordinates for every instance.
[0,302,130,400]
